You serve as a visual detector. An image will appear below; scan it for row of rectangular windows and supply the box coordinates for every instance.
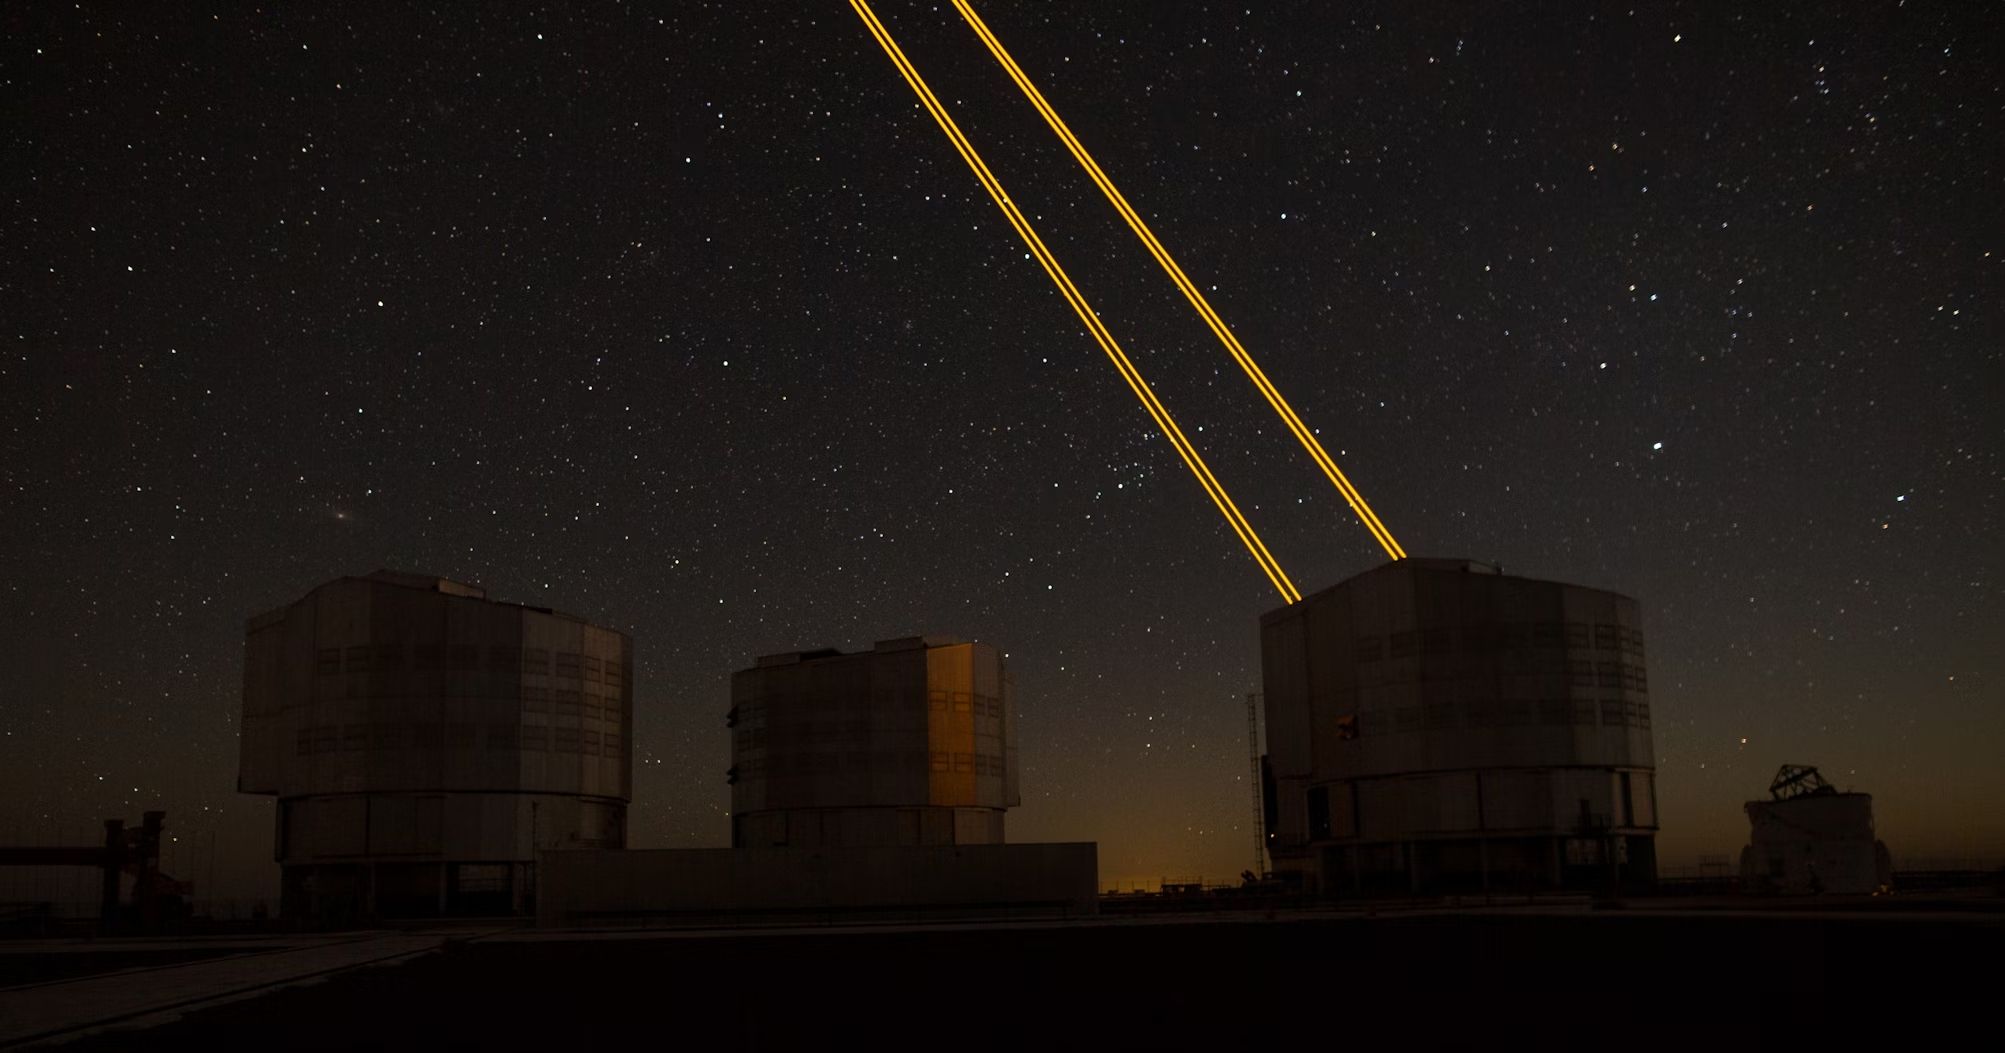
[733,717,1005,750]
[1367,664,1651,692]
[1358,698,1650,736]
[1556,661,1650,691]
[286,690,624,721]
[731,695,1006,726]
[1359,622,1645,662]
[734,750,1005,776]
[316,645,626,684]
[294,723,623,756]
[524,687,623,721]
[927,692,1005,718]
[932,751,1002,775]
[1353,652,1649,693]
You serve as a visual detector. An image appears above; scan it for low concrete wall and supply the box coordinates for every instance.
[538,843,1098,925]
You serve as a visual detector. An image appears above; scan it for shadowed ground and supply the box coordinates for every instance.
[11,907,1990,1051]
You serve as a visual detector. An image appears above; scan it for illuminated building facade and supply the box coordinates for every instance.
[239,571,631,919]
[1261,559,1658,893]
[729,636,1019,848]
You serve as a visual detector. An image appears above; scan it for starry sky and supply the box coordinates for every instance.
[3,1,1999,898]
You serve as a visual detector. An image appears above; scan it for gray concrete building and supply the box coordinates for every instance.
[239,571,631,919]
[1261,559,1658,893]
[539,843,1099,924]
[729,636,1019,848]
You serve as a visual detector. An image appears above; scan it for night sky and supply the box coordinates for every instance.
[3,1,1999,897]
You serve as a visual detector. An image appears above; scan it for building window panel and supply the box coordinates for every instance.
[1307,786,1331,841]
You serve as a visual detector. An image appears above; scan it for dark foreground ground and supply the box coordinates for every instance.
[30,908,2002,1051]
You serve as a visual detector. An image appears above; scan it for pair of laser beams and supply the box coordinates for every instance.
[849,1,1404,602]
[951,0,1407,564]
[848,0,1297,602]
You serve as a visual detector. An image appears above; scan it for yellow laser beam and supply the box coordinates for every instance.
[849,0,1295,602]
[849,0,1301,602]
[952,0,1407,561]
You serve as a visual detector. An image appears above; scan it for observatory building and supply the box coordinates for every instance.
[728,635,1019,848]
[535,634,1097,924]
[1261,559,1658,893]
[1740,765,1893,895]
[238,571,631,919]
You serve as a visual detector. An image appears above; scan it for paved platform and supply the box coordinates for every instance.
[0,931,475,1048]
[5,905,1999,1048]
[34,909,2000,1051]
